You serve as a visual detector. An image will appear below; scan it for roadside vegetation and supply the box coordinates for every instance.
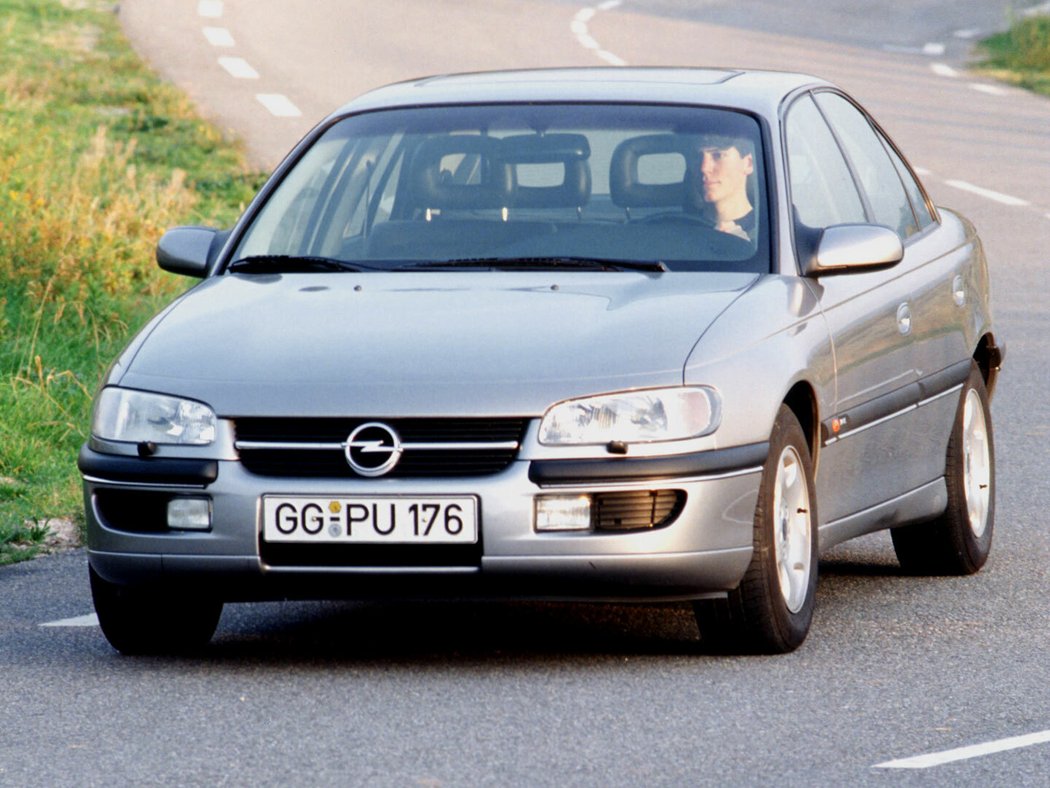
[0,0,264,564]
[979,12,1050,95]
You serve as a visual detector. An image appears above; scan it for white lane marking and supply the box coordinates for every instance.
[218,56,260,80]
[954,28,981,40]
[576,32,600,50]
[1023,2,1050,17]
[945,180,1030,207]
[883,43,944,56]
[41,613,99,628]
[197,0,223,19]
[913,166,931,176]
[203,26,235,47]
[875,730,1050,769]
[597,50,628,66]
[931,63,958,78]
[970,83,1008,96]
[257,94,302,118]
[572,3,627,66]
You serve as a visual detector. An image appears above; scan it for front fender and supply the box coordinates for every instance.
[683,275,834,452]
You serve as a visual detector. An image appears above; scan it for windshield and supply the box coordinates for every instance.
[232,104,769,273]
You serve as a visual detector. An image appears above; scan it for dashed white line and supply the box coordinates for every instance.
[576,32,600,50]
[257,94,302,118]
[571,3,627,66]
[218,56,260,80]
[875,730,1050,769]
[41,613,99,628]
[969,83,1008,96]
[203,26,235,47]
[930,64,1008,97]
[1023,1,1050,17]
[596,50,628,66]
[204,16,300,119]
[922,42,946,56]
[197,0,223,19]
[945,180,1030,207]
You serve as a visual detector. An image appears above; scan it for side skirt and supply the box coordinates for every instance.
[818,478,947,554]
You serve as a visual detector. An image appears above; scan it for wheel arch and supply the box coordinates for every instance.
[973,332,1004,398]
[783,381,819,465]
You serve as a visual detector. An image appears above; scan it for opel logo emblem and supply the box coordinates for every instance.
[344,422,403,477]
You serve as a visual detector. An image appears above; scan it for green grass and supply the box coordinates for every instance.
[0,0,266,564]
[979,13,1050,95]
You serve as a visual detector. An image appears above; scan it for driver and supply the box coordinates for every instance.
[693,134,756,241]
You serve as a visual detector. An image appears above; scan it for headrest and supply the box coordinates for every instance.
[410,136,514,210]
[609,134,690,209]
[500,134,591,209]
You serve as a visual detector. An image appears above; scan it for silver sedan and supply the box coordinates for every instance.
[80,68,1003,654]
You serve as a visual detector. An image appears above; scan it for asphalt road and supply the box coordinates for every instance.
[4,1,1050,785]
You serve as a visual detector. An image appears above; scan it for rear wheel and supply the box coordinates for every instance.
[694,405,818,654]
[891,362,994,575]
[90,566,223,655]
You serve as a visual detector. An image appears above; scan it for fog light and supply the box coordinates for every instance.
[167,497,212,531]
[535,495,592,532]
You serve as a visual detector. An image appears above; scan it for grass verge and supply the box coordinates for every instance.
[0,0,265,564]
[978,13,1050,95]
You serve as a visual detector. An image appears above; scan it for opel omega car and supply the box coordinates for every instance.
[80,68,1003,654]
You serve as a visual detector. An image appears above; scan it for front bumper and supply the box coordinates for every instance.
[81,444,764,602]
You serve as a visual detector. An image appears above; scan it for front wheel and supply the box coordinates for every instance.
[90,566,223,655]
[694,405,818,654]
[891,362,994,575]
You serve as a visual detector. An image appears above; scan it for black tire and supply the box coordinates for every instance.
[891,363,994,575]
[694,405,818,654]
[90,566,223,655]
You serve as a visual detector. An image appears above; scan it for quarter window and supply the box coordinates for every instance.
[883,138,935,231]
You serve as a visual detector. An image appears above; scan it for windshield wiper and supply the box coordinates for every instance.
[227,255,367,274]
[404,257,668,273]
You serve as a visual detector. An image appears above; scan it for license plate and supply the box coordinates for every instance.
[262,496,478,544]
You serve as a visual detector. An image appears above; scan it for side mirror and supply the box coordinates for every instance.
[804,224,903,276]
[156,226,228,278]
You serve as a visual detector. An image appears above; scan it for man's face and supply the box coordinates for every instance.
[700,145,754,205]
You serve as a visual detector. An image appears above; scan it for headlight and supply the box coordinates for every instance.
[539,387,720,446]
[92,388,217,446]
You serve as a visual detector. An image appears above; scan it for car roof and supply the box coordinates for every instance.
[333,67,834,119]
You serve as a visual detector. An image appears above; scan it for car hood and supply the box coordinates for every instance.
[117,271,757,416]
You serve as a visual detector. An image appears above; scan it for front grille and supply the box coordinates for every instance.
[593,490,685,531]
[235,417,528,479]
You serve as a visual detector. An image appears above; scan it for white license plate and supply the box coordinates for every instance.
[262,496,478,544]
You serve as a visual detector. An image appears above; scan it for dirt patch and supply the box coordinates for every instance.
[35,518,82,553]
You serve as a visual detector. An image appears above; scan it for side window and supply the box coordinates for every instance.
[813,92,918,238]
[785,95,866,231]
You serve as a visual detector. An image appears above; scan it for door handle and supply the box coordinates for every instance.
[896,302,912,335]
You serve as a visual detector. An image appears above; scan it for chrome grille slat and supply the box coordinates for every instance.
[234,417,528,479]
